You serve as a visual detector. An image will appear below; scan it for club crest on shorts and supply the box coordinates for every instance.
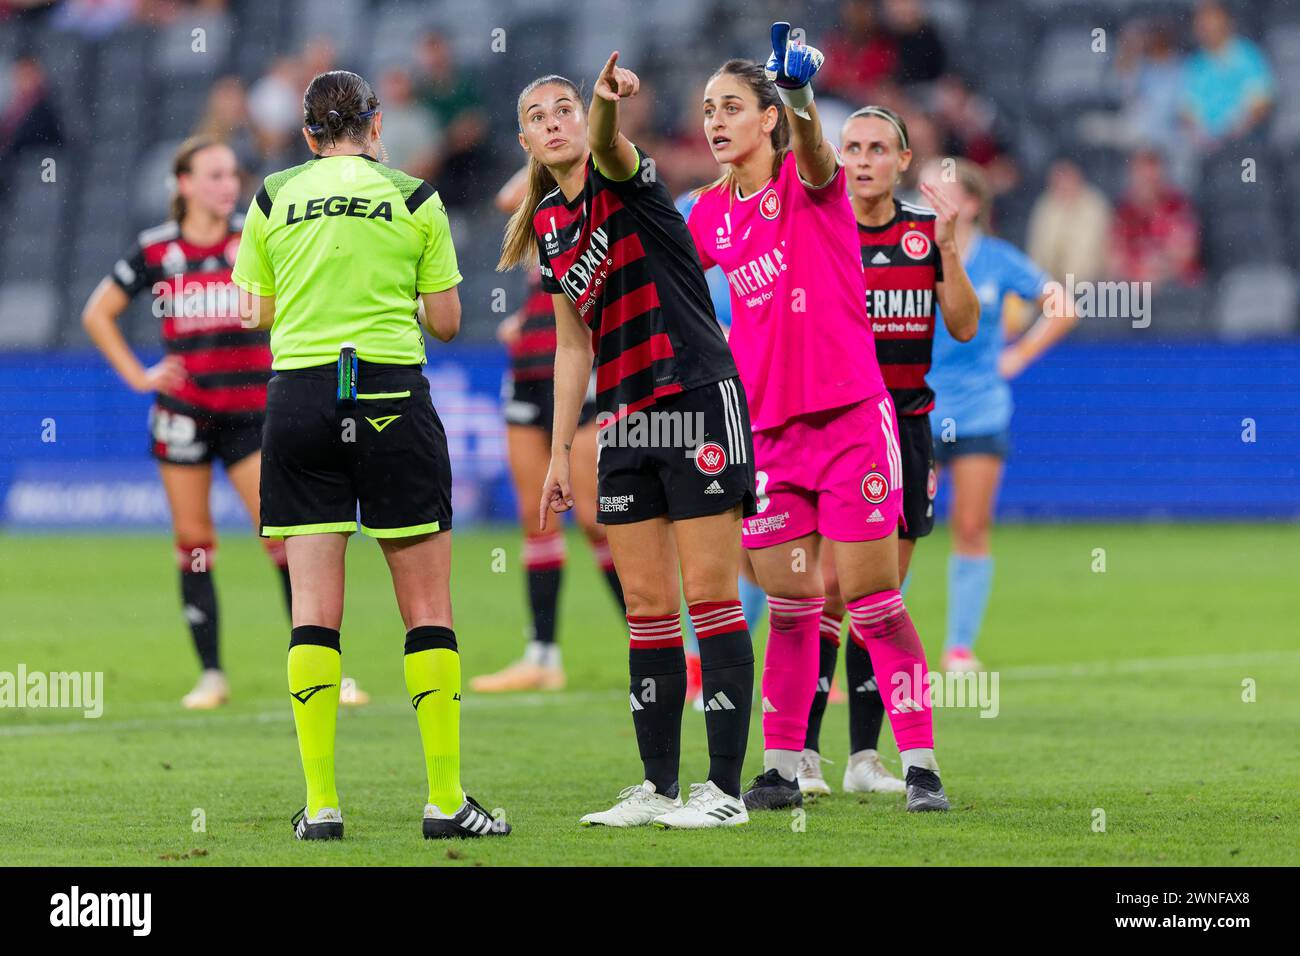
[695,441,727,476]
[901,229,931,260]
[759,189,781,220]
[927,466,937,500]
[861,471,889,503]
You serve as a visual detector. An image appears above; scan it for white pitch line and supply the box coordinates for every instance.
[0,689,622,738]
[995,648,1300,680]
[2,650,1298,739]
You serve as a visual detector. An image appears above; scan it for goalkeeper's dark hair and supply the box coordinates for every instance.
[499,74,583,271]
[169,135,226,223]
[303,70,380,151]
[695,59,791,200]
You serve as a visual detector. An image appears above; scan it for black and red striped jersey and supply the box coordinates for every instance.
[509,270,558,382]
[110,216,272,417]
[858,198,944,416]
[534,148,734,421]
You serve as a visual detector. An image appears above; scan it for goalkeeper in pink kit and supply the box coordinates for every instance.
[687,23,948,811]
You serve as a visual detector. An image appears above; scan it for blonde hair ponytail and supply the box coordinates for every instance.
[498,155,560,271]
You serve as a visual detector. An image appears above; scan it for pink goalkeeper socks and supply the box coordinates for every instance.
[846,589,934,752]
[762,595,826,751]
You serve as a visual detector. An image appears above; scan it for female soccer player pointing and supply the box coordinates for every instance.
[501,54,759,829]
[688,24,949,811]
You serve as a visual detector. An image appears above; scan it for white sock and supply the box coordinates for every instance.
[764,748,800,782]
[900,748,939,774]
[523,640,546,666]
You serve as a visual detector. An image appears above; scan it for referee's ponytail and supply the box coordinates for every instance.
[303,70,380,151]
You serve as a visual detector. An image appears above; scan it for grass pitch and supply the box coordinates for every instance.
[1,524,1297,866]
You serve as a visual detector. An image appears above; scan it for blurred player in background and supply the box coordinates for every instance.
[919,158,1078,671]
[503,57,758,829]
[799,105,979,798]
[80,136,369,711]
[688,25,949,813]
[470,168,626,694]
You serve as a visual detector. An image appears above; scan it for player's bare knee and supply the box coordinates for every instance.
[174,527,215,550]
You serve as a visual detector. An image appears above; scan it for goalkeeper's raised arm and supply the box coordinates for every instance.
[764,21,837,189]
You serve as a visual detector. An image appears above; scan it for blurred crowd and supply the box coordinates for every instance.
[0,0,1295,341]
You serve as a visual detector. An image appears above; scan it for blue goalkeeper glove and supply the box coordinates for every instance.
[764,21,824,118]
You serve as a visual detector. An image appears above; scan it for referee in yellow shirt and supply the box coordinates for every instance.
[232,70,509,841]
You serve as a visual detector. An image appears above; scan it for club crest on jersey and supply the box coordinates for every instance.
[759,189,781,220]
[901,230,931,260]
[861,471,889,504]
[695,441,727,476]
[161,242,188,276]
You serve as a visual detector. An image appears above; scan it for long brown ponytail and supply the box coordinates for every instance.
[498,74,582,272]
[694,59,790,200]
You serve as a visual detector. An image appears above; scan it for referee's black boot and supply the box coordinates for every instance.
[292,806,344,840]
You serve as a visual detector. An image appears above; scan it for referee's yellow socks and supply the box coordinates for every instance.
[403,626,463,813]
[288,626,342,816]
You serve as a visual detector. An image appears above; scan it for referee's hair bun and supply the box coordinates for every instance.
[324,110,345,133]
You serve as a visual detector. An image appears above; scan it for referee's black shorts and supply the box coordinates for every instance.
[260,360,452,539]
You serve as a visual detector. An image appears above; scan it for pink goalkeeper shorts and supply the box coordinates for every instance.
[742,391,904,549]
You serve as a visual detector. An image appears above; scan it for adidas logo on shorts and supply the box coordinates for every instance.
[704,480,724,494]
[761,696,777,713]
[867,508,884,523]
[703,692,735,711]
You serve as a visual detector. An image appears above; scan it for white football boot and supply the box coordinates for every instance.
[842,749,906,794]
[797,748,832,797]
[339,676,371,706]
[653,781,749,829]
[181,669,229,710]
[579,780,681,827]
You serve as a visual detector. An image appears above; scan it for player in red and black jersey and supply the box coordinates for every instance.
[800,107,979,798]
[81,136,369,711]
[470,171,626,695]
[498,58,757,828]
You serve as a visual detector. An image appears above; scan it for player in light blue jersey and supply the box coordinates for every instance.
[920,159,1077,671]
[675,189,767,708]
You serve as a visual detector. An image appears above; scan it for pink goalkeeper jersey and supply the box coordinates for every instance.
[688,152,884,432]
